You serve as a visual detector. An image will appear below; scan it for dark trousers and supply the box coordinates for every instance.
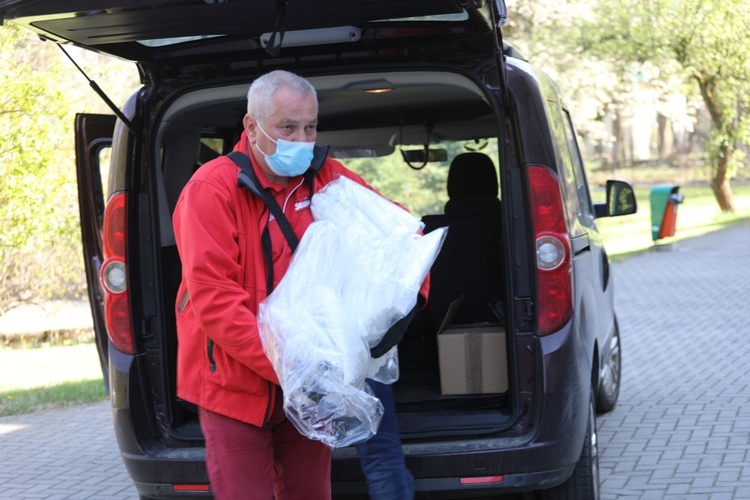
[354,380,414,499]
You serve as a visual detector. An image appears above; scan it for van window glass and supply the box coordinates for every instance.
[546,101,582,234]
[343,138,499,216]
[197,135,229,168]
[139,35,224,47]
[562,110,594,225]
[375,12,469,22]
[201,137,224,157]
[98,146,112,200]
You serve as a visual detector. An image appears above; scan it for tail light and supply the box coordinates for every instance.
[100,191,135,354]
[526,165,573,335]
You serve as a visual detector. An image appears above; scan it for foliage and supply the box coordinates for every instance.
[578,0,750,210]
[503,0,625,153]
[0,24,139,314]
[0,24,77,313]
[345,140,500,217]
[345,154,447,216]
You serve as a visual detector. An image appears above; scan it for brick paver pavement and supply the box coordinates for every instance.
[0,223,748,499]
[598,223,750,499]
[0,401,136,499]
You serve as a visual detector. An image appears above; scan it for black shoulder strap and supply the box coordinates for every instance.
[227,147,329,294]
[230,151,300,251]
[306,144,330,196]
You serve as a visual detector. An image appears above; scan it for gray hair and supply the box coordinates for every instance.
[246,70,318,123]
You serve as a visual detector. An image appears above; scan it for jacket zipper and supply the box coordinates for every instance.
[206,338,217,373]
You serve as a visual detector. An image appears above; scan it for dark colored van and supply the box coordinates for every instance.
[1,1,636,498]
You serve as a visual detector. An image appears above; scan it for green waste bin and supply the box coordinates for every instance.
[650,184,684,241]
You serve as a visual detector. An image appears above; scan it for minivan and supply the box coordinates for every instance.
[0,1,636,498]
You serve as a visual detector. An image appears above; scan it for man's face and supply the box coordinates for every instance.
[244,87,318,181]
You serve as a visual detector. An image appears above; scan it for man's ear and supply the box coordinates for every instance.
[243,114,257,141]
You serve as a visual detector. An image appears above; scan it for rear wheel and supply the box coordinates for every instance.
[596,317,621,414]
[538,390,600,500]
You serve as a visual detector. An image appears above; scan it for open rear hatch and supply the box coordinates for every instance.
[4,0,516,444]
[0,0,505,81]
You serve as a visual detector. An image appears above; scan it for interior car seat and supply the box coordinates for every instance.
[422,152,504,326]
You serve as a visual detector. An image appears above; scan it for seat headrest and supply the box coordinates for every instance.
[447,153,498,198]
[445,153,500,216]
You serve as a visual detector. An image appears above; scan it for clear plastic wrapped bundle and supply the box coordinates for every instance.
[258,176,446,448]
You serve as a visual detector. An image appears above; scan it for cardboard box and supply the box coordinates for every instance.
[437,298,508,395]
[438,324,508,394]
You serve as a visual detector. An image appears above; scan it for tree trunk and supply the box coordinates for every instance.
[711,144,736,212]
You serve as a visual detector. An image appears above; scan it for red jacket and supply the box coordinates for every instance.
[173,133,429,426]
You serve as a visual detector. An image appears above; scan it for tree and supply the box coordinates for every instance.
[0,24,139,314]
[0,24,73,313]
[581,0,750,211]
[503,0,622,163]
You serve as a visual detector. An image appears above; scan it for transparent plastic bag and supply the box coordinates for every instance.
[258,176,446,448]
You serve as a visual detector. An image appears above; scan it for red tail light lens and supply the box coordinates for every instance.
[101,192,134,354]
[103,193,126,258]
[526,165,573,335]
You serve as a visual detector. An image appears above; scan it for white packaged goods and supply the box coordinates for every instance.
[258,176,446,448]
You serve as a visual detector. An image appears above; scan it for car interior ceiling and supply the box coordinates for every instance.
[156,70,511,433]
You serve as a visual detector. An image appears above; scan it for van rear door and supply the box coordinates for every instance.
[74,112,115,392]
[0,1,501,86]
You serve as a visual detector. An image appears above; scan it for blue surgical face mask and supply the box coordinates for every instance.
[255,121,315,177]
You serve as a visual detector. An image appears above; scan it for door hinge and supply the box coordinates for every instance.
[514,298,534,332]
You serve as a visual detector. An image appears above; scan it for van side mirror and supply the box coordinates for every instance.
[594,180,637,218]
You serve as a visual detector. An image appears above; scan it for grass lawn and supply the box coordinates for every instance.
[0,342,107,416]
[594,182,750,260]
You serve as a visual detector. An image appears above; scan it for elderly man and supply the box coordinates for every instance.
[173,69,426,499]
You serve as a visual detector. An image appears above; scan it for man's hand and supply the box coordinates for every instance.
[370,300,421,358]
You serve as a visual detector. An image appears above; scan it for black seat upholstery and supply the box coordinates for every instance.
[422,153,504,326]
[444,152,502,216]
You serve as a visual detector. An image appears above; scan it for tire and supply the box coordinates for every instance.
[538,390,600,500]
[596,317,621,414]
